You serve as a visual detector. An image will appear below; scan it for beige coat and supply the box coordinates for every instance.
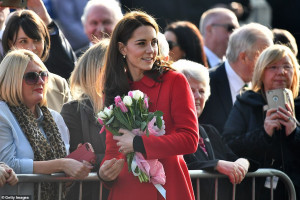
[47,72,72,112]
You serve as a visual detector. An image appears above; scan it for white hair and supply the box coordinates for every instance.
[81,0,123,25]
[172,59,210,101]
[157,32,169,58]
[226,23,273,63]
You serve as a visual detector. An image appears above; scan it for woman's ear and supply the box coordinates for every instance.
[118,42,126,56]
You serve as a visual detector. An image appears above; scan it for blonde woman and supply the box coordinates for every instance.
[0,50,92,199]
[61,39,110,200]
[223,44,300,200]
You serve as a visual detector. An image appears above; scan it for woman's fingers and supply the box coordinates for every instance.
[113,129,135,154]
[100,159,125,181]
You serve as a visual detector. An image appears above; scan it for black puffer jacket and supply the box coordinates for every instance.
[223,90,300,199]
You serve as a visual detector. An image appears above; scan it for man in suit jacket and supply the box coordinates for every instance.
[199,23,274,133]
[200,8,239,68]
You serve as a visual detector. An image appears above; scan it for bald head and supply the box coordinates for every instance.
[200,8,239,59]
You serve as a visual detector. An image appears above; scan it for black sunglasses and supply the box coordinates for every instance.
[23,71,48,85]
[211,23,237,32]
[167,40,179,50]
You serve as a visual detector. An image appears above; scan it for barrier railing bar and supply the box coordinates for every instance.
[252,177,255,200]
[189,169,296,200]
[79,181,82,200]
[196,178,200,200]
[59,182,63,200]
[10,168,295,200]
[232,183,236,200]
[37,182,41,200]
[214,178,218,200]
[99,182,103,200]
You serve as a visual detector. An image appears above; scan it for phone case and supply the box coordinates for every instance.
[266,88,294,114]
[1,0,27,8]
[66,143,96,164]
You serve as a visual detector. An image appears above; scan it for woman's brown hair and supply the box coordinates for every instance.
[2,10,50,62]
[100,11,172,106]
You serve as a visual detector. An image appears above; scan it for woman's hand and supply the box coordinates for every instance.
[0,163,18,187]
[0,164,9,187]
[264,108,282,136]
[61,159,93,179]
[216,159,248,184]
[113,129,135,155]
[5,167,18,186]
[99,158,125,181]
[277,105,297,136]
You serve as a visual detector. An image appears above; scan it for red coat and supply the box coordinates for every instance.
[103,70,199,200]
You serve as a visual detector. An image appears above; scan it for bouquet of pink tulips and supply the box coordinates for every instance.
[97,90,166,185]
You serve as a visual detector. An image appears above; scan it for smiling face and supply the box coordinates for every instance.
[84,5,117,43]
[22,61,47,113]
[13,27,44,58]
[262,55,294,91]
[187,78,207,118]
[119,25,158,81]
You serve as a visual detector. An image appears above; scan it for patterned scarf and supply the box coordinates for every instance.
[8,103,67,200]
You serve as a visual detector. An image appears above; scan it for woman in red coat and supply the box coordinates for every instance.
[98,11,199,200]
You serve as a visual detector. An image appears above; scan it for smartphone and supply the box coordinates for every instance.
[66,142,96,164]
[1,0,27,8]
[266,88,294,114]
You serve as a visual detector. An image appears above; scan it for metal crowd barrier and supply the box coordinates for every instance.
[190,168,296,200]
[2,168,296,200]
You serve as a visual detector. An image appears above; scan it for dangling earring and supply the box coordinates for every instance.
[123,55,126,59]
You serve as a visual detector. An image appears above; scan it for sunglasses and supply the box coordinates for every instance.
[23,71,48,85]
[211,23,237,32]
[167,40,179,50]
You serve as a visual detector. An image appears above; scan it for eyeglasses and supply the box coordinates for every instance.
[167,40,179,50]
[211,23,237,32]
[265,65,293,72]
[23,71,48,85]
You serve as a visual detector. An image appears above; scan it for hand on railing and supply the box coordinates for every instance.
[215,158,249,184]
[62,159,93,179]
[0,163,18,187]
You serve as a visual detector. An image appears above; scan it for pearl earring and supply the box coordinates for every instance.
[123,55,126,58]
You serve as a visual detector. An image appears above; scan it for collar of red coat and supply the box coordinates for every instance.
[128,75,157,88]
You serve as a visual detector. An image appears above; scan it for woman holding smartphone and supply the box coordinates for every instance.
[223,44,300,200]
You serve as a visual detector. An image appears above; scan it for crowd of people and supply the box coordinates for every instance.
[0,0,299,200]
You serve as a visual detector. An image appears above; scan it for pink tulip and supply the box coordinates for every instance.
[115,95,128,112]
[114,96,122,105]
[144,95,149,109]
[99,125,105,134]
[118,101,128,112]
[98,118,104,125]
[128,91,134,98]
